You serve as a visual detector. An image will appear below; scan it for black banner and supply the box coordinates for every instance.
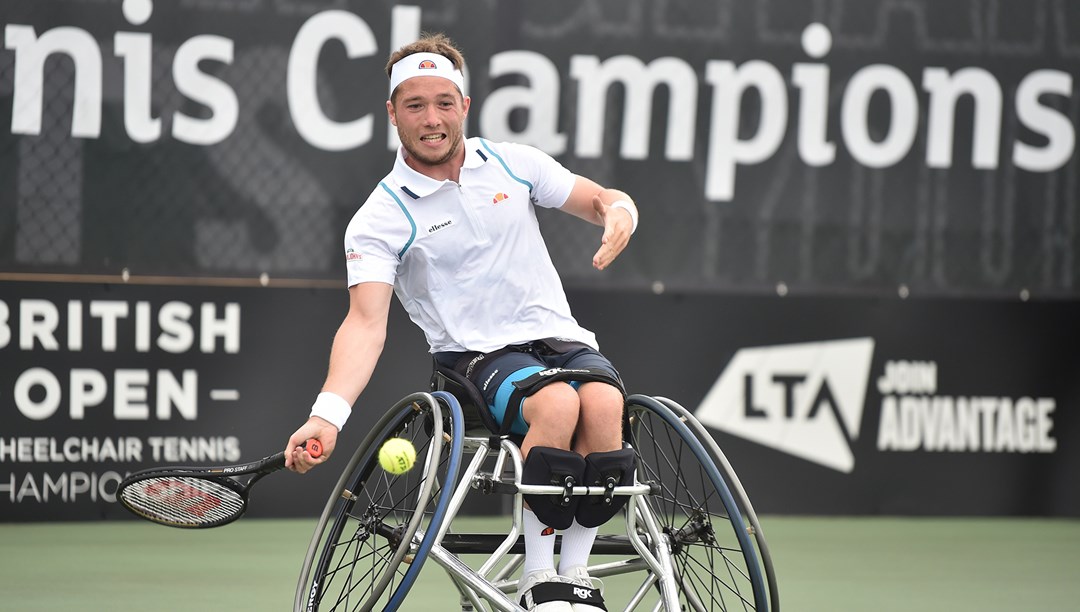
[0,280,431,521]
[2,281,1077,519]
[2,0,1079,297]
[580,290,1080,517]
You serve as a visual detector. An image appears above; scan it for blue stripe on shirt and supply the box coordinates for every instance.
[379,181,417,258]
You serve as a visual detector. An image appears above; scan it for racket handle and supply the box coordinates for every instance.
[304,439,323,458]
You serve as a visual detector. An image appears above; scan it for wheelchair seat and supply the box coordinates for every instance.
[430,362,505,438]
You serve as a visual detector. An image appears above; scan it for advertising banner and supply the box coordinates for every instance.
[0,280,432,521]
[3,281,1076,520]
[578,291,1080,517]
[2,0,1078,298]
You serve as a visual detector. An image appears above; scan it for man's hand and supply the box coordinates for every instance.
[285,417,339,473]
[591,196,634,270]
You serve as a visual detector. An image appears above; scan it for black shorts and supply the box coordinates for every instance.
[434,339,621,435]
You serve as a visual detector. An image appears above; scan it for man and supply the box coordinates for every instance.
[284,33,639,612]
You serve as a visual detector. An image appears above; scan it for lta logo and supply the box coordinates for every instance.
[694,338,875,473]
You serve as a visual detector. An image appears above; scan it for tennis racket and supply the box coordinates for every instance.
[117,439,322,529]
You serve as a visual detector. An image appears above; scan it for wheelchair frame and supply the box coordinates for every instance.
[294,390,779,612]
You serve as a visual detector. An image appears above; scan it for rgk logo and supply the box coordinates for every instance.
[694,338,874,473]
[573,587,594,599]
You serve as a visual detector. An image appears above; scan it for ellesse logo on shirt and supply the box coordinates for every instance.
[427,218,453,234]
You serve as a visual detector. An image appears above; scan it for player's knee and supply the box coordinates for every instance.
[576,382,625,441]
[579,382,624,417]
[522,382,580,427]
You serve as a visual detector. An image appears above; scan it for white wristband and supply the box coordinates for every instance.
[609,200,638,234]
[310,392,352,431]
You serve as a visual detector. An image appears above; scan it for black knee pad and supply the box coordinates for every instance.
[522,447,586,530]
[576,448,636,528]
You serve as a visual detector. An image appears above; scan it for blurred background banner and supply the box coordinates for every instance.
[2,284,1077,519]
[1,0,1077,520]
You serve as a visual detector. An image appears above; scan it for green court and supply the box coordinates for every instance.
[3,516,1077,611]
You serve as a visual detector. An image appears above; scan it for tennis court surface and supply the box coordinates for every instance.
[2,515,1076,611]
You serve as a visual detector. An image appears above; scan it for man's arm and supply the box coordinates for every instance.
[285,281,394,473]
[557,175,638,271]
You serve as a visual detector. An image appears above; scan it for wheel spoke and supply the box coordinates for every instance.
[628,400,765,610]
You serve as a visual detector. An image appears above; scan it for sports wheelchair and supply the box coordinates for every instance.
[294,367,779,611]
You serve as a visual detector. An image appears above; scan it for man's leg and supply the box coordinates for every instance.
[519,382,579,583]
[478,348,620,610]
[520,382,580,458]
[571,381,624,456]
[559,381,624,580]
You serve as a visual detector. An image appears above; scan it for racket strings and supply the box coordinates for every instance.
[120,476,244,527]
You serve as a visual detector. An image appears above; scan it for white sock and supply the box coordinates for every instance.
[522,509,557,577]
[558,519,598,574]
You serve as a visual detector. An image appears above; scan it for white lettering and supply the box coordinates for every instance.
[114,369,150,419]
[114,28,162,143]
[19,299,59,351]
[147,436,241,462]
[14,368,62,420]
[135,301,152,352]
[4,471,124,503]
[5,25,102,137]
[69,368,108,419]
[877,360,937,395]
[0,437,144,463]
[3,17,1077,202]
[924,67,1002,169]
[1013,70,1074,172]
[67,300,82,351]
[842,64,918,168]
[172,35,238,145]
[287,10,375,151]
[199,302,240,353]
[704,60,788,200]
[89,300,129,352]
[877,394,1057,453]
[571,54,696,161]
[2,299,233,353]
[482,50,567,154]
[158,301,194,353]
[156,370,198,420]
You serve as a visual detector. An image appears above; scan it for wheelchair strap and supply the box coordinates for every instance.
[502,367,625,436]
[520,580,606,610]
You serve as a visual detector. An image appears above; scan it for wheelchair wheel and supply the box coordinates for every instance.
[295,392,464,612]
[625,394,772,611]
[654,396,779,611]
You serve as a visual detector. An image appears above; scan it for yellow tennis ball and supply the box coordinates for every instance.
[378,437,416,474]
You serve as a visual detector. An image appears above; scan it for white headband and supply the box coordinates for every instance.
[389,52,465,97]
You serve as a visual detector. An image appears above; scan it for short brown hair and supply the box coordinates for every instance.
[385,32,466,79]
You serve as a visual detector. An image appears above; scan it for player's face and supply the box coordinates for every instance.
[389,77,470,175]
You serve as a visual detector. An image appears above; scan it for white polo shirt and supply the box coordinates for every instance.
[343,137,598,354]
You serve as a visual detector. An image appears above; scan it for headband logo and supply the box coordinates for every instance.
[418,59,437,69]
